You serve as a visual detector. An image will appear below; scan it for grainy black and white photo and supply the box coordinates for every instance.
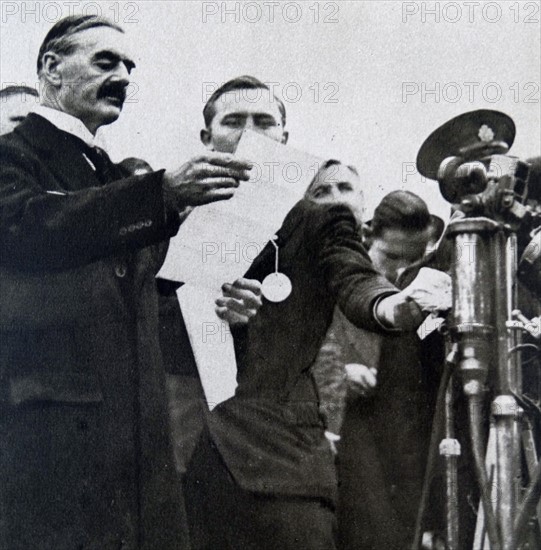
[0,1,540,549]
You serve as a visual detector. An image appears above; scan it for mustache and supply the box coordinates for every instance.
[98,81,127,103]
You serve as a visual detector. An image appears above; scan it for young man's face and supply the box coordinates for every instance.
[307,164,364,224]
[368,227,429,284]
[201,88,288,153]
[46,26,135,134]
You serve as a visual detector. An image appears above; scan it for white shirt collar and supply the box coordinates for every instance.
[32,105,97,148]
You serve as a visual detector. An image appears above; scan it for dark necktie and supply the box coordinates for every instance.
[83,145,119,185]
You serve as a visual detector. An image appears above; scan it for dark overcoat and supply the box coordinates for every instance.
[0,114,186,549]
[204,199,399,504]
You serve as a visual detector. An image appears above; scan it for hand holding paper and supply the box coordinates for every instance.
[403,267,452,314]
[376,267,451,330]
[157,130,318,287]
[215,278,262,325]
[163,152,252,209]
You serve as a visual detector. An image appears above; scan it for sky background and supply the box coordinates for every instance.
[1,0,540,219]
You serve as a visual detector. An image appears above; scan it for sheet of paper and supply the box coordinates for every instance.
[157,130,321,286]
[159,131,323,408]
[417,315,445,340]
[176,285,238,410]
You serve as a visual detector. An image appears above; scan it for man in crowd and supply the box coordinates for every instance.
[200,75,288,152]
[306,176,444,548]
[303,159,366,441]
[182,150,452,548]
[0,84,39,135]
[0,15,252,549]
[340,192,439,550]
[158,75,288,476]
[307,170,448,549]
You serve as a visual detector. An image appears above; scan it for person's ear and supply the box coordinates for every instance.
[281,131,289,145]
[41,52,63,86]
[200,128,213,149]
[362,223,373,248]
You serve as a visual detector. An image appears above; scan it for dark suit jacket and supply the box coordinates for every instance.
[0,114,186,549]
[204,199,399,503]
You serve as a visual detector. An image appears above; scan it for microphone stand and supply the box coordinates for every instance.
[414,137,540,549]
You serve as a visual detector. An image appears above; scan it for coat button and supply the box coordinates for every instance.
[115,263,127,278]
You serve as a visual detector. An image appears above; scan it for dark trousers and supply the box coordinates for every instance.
[336,397,425,550]
[184,430,337,550]
[337,430,419,550]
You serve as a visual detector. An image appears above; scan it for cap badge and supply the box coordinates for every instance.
[478,124,495,142]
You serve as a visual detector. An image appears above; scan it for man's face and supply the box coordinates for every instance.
[307,164,364,223]
[48,26,135,134]
[368,227,430,284]
[201,88,287,153]
[0,92,37,135]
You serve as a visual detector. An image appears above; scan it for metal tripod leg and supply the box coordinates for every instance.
[472,412,541,549]
[440,373,460,550]
[473,422,497,550]
[521,419,541,536]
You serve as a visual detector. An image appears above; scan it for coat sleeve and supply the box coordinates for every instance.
[309,201,399,332]
[0,139,180,272]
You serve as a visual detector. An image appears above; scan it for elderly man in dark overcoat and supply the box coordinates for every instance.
[0,15,251,550]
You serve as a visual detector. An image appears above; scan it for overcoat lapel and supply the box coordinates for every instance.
[14,113,102,192]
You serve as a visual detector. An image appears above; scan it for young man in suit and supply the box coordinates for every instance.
[158,75,288,477]
[0,15,252,549]
[183,155,452,548]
